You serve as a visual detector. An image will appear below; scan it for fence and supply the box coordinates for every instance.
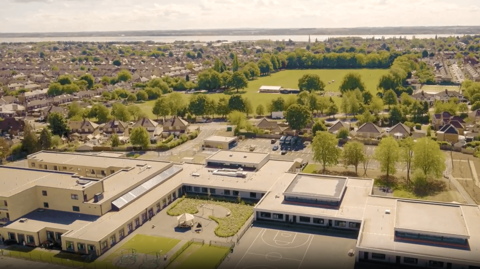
[163,240,193,268]
[209,240,235,248]
[191,238,205,245]
[213,248,231,269]
[236,215,254,244]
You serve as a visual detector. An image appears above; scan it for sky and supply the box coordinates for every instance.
[1,0,480,33]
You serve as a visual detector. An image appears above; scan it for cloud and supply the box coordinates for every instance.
[10,0,53,3]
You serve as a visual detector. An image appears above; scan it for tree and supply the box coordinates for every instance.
[228,95,246,112]
[389,105,404,125]
[227,111,248,129]
[188,94,208,117]
[136,90,148,101]
[369,96,384,114]
[339,72,366,93]
[337,127,349,139]
[269,97,285,112]
[383,89,398,109]
[167,92,186,116]
[257,58,273,75]
[111,133,120,147]
[113,59,121,66]
[244,98,253,117]
[48,112,69,136]
[152,97,171,120]
[298,74,325,92]
[358,110,376,125]
[58,75,73,85]
[374,136,400,181]
[39,128,52,150]
[458,103,469,113]
[256,104,265,117]
[130,127,150,149]
[327,102,339,117]
[413,137,446,179]
[93,104,110,123]
[68,101,83,119]
[127,106,145,121]
[79,74,95,89]
[47,82,63,96]
[285,104,312,132]
[0,138,10,161]
[117,69,132,82]
[230,71,248,92]
[111,103,131,122]
[343,142,365,175]
[217,97,230,118]
[312,131,341,173]
[232,54,239,72]
[312,119,327,135]
[127,94,137,103]
[22,123,39,154]
[399,137,415,183]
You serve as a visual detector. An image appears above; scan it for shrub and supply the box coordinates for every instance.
[163,134,174,144]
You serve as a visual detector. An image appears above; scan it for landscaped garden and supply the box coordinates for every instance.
[166,243,230,269]
[167,197,254,237]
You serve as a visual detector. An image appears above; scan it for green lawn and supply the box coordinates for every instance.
[135,69,389,117]
[421,85,460,92]
[104,234,181,262]
[166,243,229,269]
[168,197,253,237]
[302,164,319,174]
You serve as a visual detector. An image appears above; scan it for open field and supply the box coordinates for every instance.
[420,85,460,92]
[166,243,229,269]
[136,69,389,118]
[103,234,181,263]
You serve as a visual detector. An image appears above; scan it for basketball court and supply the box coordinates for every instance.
[220,224,357,269]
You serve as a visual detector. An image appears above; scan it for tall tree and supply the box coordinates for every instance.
[298,74,326,92]
[232,53,239,72]
[374,136,400,181]
[130,127,150,149]
[383,89,398,109]
[167,92,186,116]
[285,104,312,132]
[343,141,365,175]
[399,137,415,183]
[117,69,132,82]
[79,74,95,89]
[39,128,52,150]
[127,106,145,121]
[312,131,341,173]
[230,71,248,92]
[152,96,171,120]
[217,97,230,118]
[188,94,208,117]
[111,133,120,147]
[339,72,366,93]
[48,112,69,137]
[413,137,446,179]
[228,95,246,112]
[22,123,39,154]
[256,104,265,117]
[111,103,131,122]
[0,138,10,161]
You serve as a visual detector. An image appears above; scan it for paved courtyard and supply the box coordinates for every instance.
[219,224,357,269]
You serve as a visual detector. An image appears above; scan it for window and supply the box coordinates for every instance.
[87,245,95,252]
[403,257,418,264]
[429,261,444,268]
[27,235,35,244]
[135,218,140,227]
[72,206,80,212]
[185,186,192,191]
[66,241,74,251]
[224,190,231,195]
[110,235,116,245]
[313,218,324,224]
[272,213,283,219]
[63,167,67,170]
[201,187,208,193]
[77,243,86,251]
[349,222,361,229]
[209,188,216,194]
[46,231,54,240]
[42,190,47,196]
[110,170,115,174]
[31,162,35,167]
[55,232,62,242]
[71,194,78,200]
[335,221,347,227]
[101,241,108,250]
[260,212,271,218]
[250,192,256,198]
[128,223,133,233]
[8,232,15,241]
[101,170,106,176]
[119,229,125,239]
[156,203,161,212]
[371,253,386,260]
[299,216,311,223]
[4,200,7,207]
[142,213,147,222]
[233,190,239,196]
[43,202,49,208]
[193,187,200,192]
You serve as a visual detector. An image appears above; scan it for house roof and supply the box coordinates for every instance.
[389,123,411,136]
[450,120,465,130]
[103,119,128,130]
[328,121,349,133]
[256,118,279,129]
[68,119,99,131]
[438,124,459,135]
[163,116,188,128]
[357,122,382,134]
[0,117,25,131]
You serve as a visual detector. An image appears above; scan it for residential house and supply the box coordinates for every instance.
[0,118,25,135]
[68,119,100,141]
[432,111,452,130]
[449,120,465,135]
[53,95,74,106]
[132,118,162,142]
[26,99,51,111]
[0,104,26,118]
[412,89,463,105]
[470,109,480,125]
[328,121,350,135]
[436,124,459,143]
[162,116,189,137]
[101,120,129,137]
[355,123,383,139]
[256,118,286,135]
[18,88,48,103]
[40,106,68,119]
[389,122,411,139]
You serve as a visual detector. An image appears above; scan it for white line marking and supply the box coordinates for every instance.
[297,235,314,269]
[234,228,264,269]
[246,252,303,262]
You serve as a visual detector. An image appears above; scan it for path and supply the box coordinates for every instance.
[445,157,476,205]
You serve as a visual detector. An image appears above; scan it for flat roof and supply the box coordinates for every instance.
[204,135,237,143]
[395,201,469,238]
[206,151,269,166]
[259,86,282,90]
[0,167,95,197]
[284,174,347,200]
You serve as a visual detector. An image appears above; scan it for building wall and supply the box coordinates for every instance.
[184,185,264,200]
[83,181,104,202]
[5,188,38,221]
[204,140,229,150]
[34,186,102,216]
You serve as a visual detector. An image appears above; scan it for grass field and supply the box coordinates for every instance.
[104,234,181,262]
[420,85,460,92]
[136,69,389,118]
[166,243,229,269]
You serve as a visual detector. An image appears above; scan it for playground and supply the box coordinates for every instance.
[220,225,357,269]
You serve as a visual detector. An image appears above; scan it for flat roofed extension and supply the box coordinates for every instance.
[206,151,269,166]
[283,174,347,200]
[395,200,470,239]
[204,135,237,143]
[0,167,95,197]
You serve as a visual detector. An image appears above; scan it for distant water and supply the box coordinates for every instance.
[0,34,467,43]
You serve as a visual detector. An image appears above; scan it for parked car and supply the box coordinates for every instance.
[279,136,286,144]
[271,139,276,144]
[281,150,287,155]
[272,145,279,151]
[285,136,293,145]
[249,145,256,151]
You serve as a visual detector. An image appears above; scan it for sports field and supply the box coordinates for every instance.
[136,69,389,118]
[166,243,230,269]
[420,85,460,92]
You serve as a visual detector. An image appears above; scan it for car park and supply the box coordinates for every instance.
[272,145,279,151]
[279,136,286,144]
[285,136,293,145]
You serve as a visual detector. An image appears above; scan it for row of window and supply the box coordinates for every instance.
[7,232,35,244]
[43,202,79,212]
[395,231,467,244]
[185,186,258,198]
[32,162,116,176]
[371,252,445,267]
[257,212,360,228]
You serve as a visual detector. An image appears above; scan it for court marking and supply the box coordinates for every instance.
[273,231,297,245]
[246,252,303,262]
[261,230,312,249]
[235,228,264,269]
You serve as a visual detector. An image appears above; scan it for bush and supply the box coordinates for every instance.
[163,134,174,144]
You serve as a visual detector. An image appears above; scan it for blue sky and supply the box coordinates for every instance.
[1,0,480,33]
